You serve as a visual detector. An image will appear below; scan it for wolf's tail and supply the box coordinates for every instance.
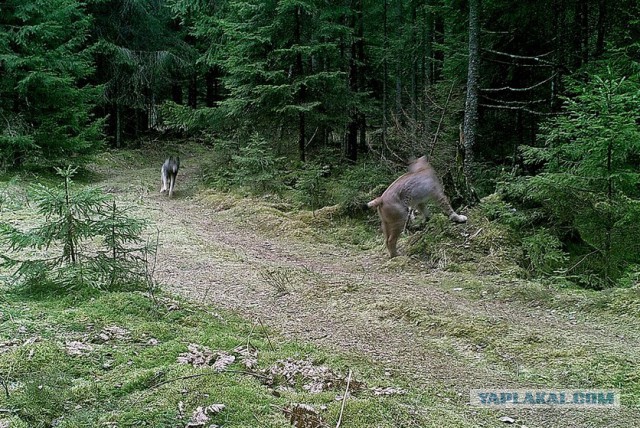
[170,156,180,174]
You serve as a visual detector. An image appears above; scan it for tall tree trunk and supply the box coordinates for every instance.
[462,0,480,191]
[346,0,361,163]
[205,67,220,107]
[346,118,358,162]
[356,0,366,153]
[433,10,444,82]
[580,0,589,64]
[410,3,418,125]
[188,72,197,108]
[382,0,388,148]
[294,6,306,162]
[595,0,607,58]
[115,104,122,148]
[359,114,367,153]
[551,0,565,111]
[171,82,183,104]
[424,0,433,136]
[573,0,589,67]
[395,0,404,119]
[299,110,306,162]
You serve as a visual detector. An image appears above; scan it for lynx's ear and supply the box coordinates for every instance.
[408,156,430,173]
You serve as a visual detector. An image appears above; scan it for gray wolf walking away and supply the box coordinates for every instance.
[160,156,180,197]
[367,156,467,258]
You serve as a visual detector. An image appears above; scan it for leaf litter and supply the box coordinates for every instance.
[283,403,326,428]
[65,340,94,356]
[177,344,235,371]
[262,358,364,395]
[185,403,225,428]
[94,325,130,343]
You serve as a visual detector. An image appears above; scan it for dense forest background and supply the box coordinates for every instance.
[1,0,639,288]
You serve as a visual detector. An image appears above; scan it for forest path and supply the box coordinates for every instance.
[97,148,640,427]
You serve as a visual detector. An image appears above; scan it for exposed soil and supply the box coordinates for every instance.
[97,150,640,427]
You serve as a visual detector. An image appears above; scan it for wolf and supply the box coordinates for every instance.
[367,156,467,258]
[160,156,180,197]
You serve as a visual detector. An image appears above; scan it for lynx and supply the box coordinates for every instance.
[367,156,467,257]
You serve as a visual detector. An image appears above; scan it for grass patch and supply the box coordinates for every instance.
[0,287,493,427]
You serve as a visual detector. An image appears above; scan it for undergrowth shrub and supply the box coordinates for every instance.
[0,166,155,291]
[200,134,286,195]
[326,160,396,216]
[521,229,568,277]
[406,201,523,275]
[231,134,285,194]
[292,162,329,212]
[199,138,237,189]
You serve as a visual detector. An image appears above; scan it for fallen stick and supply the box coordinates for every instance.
[335,368,352,428]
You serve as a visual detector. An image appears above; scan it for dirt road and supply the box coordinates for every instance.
[102,150,640,427]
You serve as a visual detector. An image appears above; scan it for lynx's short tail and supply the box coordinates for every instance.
[366,197,383,208]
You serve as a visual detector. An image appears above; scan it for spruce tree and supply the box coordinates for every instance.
[0,0,103,168]
[520,65,640,287]
[208,0,353,159]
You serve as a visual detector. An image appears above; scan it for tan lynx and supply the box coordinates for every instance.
[367,156,467,257]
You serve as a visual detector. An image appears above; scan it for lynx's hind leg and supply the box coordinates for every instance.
[379,205,408,258]
[433,192,467,223]
[382,219,404,258]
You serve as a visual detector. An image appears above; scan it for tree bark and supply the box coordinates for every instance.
[595,0,607,58]
[346,0,362,163]
[433,10,444,82]
[463,0,480,189]
[356,0,366,154]
[410,3,418,124]
[382,0,388,147]
[188,72,197,108]
[294,6,306,162]
[171,82,183,104]
[205,67,220,107]
[115,104,122,148]
[395,0,403,119]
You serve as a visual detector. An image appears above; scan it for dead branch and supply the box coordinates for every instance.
[429,80,456,158]
[335,368,352,428]
[481,95,549,105]
[150,369,270,390]
[481,73,557,93]
[258,318,276,352]
[484,48,555,64]
[479,103,558,116]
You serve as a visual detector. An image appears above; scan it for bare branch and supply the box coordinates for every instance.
[481,95,549,105]
[429,80,456,158]
[484,48,555,63]
[481,73,557,93]
[479,103,559,116]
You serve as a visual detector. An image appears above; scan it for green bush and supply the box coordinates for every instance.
[199,138,238,189]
